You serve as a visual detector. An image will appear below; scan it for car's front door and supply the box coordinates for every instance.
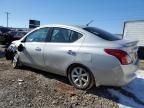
[19,28,49,68]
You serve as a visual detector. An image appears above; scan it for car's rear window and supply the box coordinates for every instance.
[83,27,120,41]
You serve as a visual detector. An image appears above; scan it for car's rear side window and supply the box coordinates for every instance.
[83,27,120,41]
[51,28,82,43]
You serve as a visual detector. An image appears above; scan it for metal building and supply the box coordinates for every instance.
[123,20,144,59]
[123,20,144,46]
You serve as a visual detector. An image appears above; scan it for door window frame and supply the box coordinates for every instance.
[22,27,51,43]
[49,27,83,43]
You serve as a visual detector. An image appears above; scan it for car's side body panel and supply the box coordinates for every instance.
[19,42,45,67]
[43,43,82,75]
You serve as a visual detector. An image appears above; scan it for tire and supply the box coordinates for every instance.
[138,47,144,60]
[5,52,11,60]
[12,53,22,68]
[5,49,13,60]
[68,65,94,90]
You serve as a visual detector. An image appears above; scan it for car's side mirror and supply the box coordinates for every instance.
[18,44,24,52]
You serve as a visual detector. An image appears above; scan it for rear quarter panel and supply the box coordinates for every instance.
[77,44,123,86]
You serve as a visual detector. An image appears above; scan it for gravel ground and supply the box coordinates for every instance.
[0,44,143,108]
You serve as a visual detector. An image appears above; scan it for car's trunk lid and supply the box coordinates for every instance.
[115,39,139,64]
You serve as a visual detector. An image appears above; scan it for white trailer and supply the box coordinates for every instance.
[123,20,144,59]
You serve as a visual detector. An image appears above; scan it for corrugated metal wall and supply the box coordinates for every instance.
[123,21,144,46]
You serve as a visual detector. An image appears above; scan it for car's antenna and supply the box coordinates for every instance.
[86,20,94,26]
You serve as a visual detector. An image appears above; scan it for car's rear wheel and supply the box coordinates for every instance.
[68,66,94,90]
[12,53,22,68]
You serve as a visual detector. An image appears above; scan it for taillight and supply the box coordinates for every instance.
[104,49,132,65]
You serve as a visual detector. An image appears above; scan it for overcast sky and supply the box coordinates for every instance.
[0,0,144,33]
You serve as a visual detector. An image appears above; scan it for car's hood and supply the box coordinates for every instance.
[11,40,21,47]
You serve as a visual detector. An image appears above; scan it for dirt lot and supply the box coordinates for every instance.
[0,45,143,108]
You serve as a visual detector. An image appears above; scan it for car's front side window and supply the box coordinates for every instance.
[51,28,82,43]
[25,28,49,42]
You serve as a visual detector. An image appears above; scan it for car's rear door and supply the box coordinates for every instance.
[43,27,83,75]
[19,27,50,68]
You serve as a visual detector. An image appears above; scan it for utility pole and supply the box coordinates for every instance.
[5,12,10,27]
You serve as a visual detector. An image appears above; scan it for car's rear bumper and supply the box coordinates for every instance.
[116,59,139,86]
[91,59,139,87]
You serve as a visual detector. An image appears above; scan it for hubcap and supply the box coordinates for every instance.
[71,67,89,88]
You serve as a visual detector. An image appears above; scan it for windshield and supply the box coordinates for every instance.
[83,27,121,41]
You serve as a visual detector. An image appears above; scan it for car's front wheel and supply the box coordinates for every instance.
[12,53,22,68]
[68,66,94,90]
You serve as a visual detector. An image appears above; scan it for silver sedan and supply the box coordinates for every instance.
[11,24,139,90]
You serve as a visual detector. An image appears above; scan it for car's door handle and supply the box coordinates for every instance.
[35,47,41,51]
[67,50,76,56]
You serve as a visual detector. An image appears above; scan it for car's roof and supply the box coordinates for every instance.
[39,24,87,29]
